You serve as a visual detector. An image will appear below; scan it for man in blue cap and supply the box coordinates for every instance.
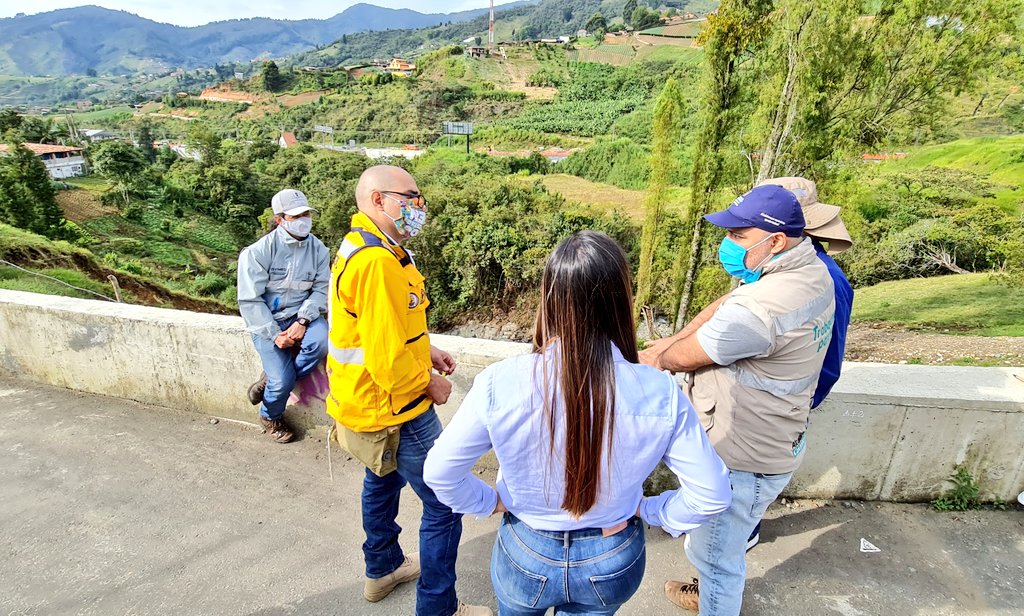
[640,184,835,615]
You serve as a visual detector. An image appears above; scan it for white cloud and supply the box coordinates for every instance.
[0,1,519,26]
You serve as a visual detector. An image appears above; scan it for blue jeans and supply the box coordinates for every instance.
[492,513,646,616]
[684,469,793,616]
[362,408,463,616]
[250,315,328,420]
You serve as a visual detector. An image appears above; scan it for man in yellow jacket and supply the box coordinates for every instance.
[328,165,490,616]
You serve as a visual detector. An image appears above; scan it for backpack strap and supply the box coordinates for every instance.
[334,228,411,309]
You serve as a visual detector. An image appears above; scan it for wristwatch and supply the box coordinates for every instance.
[297,318,311,327]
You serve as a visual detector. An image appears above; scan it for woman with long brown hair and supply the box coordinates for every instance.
[425,231,731,615]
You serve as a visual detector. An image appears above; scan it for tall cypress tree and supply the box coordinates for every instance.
[635,78,684,321]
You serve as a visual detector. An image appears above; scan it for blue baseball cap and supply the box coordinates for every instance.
[704,185,805,237]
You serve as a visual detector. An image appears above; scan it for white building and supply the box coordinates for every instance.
[81,128,118,142]
[0,143,87,179]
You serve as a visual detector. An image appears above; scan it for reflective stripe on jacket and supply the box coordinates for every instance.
[237,226,330,340]
[327,212,432,432]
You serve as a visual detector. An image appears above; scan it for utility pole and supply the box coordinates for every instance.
[488,0,495,50]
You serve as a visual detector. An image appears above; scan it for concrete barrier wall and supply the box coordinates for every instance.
[2,289,1022,502]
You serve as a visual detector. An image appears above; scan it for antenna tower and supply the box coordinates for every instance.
[488,0,495,49]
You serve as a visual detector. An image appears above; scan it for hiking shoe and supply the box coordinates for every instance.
[259,416,294,444]
[364,554,420,602]
[247,373,268,406]
[747,521,761,552]
[453,603,493,616]
[665,577,700,612]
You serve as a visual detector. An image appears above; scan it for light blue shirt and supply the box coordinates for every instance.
[237,226,330,340]
[424,344,732,537]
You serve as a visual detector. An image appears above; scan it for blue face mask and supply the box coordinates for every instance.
[718,234,777,284]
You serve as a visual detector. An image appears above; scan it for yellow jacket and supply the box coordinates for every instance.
[327,212,433,432]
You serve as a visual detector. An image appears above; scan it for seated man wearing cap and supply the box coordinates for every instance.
[640,185,835,615]
[647,177,855,553]
[237,188,331,443]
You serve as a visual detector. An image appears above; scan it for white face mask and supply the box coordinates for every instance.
[280,216,312,238]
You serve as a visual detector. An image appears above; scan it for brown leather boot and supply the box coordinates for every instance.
[664,577,700,612]
[259,416,294,444]
[247,373,268,405]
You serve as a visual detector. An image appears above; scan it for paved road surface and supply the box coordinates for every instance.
[1,380,1021,615]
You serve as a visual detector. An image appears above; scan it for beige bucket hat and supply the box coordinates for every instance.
[756,176,853,254]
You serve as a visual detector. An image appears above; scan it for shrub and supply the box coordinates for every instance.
[932,466,981,511]
[189,272,231,297]
[105,237,148,257]
[526,68,564,87]
[403,154,641,329]
[560,138,651,189]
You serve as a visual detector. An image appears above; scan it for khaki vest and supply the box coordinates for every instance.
[689,238,835,474]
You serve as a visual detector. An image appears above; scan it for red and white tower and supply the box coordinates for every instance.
[488,0,495,50]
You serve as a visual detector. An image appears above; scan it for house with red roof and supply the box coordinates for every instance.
[0,143,87,179]
[278,132,298,148]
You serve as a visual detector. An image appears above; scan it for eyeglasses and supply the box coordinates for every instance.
[380,191,428,211]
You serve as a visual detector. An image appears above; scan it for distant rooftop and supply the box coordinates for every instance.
[0,143,83,155]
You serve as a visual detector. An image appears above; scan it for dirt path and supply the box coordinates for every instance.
[504,61,557,100]
[846,322,1023,366]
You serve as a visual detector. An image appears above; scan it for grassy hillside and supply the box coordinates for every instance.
[536,174,690,220]
[61,178,242,303]
[0,222,234,313]
[852,273,1023,337]
[881,136,1024,213]
[0,174,249,315]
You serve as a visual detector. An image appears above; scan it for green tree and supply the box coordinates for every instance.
[623,0,638,25]
[0,140,39,230]
[18,117,53,143]
[187,123,222,168]
[674,0,773,327]
[585,12,608,33]
[265,146,310,188]
[631,7,662,30]
[91,140,148,206]
[156,145,178,170]
[138,121,157,164]
[0,109,22,137]
[751,0,1023,180]
[635,78,684,319]
[301,151,369,247]
[256,60,284,92]
[0,137,66,238]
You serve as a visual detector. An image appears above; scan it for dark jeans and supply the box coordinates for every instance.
[361,408,463,616]
[492,514,646,615]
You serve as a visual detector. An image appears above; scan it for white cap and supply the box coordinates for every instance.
[271,189,312,216]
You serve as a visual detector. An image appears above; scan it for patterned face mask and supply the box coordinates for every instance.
[382,192,428,237]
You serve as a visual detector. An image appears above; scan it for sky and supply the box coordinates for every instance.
[0,1,522,27]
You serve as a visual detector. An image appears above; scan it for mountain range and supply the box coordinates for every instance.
[0,3,529,77]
